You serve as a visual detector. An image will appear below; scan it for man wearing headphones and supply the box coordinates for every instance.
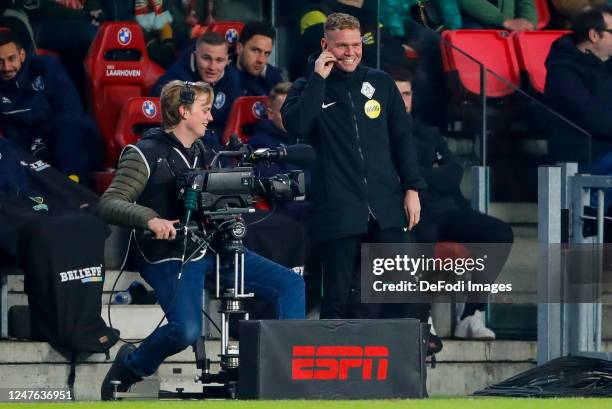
[98,80,305,400]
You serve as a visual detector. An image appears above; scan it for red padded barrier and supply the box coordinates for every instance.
[513,30,569,94]
[442,30,520,98]
[84,22,164,166]
[222,96,268,145]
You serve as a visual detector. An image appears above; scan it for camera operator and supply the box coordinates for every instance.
[98,80,305,400]
[281,13,426,319]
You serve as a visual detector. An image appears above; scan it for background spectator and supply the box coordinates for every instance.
[249,81,312,222]
[0,3,36,54]
[544,4,612,210]
[551,0,611,28]
[295,0,407,77]
[153,31,241,143]
[381,0,460,127]
[459,0,538,31]
[380,0,462,36]
[0,30,101,186]
[22,0,103,100]
[250,82,299,150]
[230,21,282,96]
[390,67,514,339]
[132,0,176,68]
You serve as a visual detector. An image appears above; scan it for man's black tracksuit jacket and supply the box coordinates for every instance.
[281,64,426,243]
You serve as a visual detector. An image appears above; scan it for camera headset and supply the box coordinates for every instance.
[180,81,197,105]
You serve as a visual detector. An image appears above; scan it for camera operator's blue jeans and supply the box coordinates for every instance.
[125,250,305,377]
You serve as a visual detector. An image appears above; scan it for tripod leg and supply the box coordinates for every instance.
[194,336,208,372]
[234,252,239,295]
[221,312,228,356]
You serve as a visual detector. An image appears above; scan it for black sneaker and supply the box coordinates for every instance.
[100,343,142,400]
[426,333,443,356]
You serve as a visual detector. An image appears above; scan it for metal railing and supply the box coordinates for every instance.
[538,164,612,363]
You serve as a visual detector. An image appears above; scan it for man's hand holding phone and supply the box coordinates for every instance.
[314,50,337,79]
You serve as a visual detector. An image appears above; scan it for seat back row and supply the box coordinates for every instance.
[441,29,570,99]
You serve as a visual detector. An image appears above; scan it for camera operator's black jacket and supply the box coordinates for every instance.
[99,127,215,263]
[282,65,426,242]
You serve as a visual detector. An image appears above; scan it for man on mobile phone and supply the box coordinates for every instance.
[282,13,425,319]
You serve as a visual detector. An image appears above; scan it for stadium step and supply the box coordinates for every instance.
[3,338,612,399]
[4,336,612,400]
[6,300,223,340]
[0,340,222,400]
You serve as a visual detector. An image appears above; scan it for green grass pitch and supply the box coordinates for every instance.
[1,399,610,409]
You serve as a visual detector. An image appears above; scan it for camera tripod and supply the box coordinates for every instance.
[112,214,254,400]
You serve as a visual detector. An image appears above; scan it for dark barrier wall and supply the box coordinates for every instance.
[239,319,428,399]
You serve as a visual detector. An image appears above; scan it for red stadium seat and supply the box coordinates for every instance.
[115,97,162,148]
[434,241,472,260]
[191,21,245,46]
[222,96,269,145]
[204,21,245,46]
[513,30,569,94]
[84,22,164,167]
[442,30,521,99]
[535,0,551,30]
[94,97,161,195]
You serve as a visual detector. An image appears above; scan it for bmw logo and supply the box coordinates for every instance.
[118,27,132,46]
[225,28,239,44]
[142,100,157,118]
[252,101,266,119]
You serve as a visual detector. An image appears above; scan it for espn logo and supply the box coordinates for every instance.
[291,346,389,381]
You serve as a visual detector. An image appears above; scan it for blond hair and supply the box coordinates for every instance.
[324,13,361,33]
[160,80,213,129]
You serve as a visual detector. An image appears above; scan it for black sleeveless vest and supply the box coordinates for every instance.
[128,128,214,263]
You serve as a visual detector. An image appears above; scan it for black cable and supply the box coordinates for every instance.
[106,240,167,345]
[474,356,612,397]
[106,229,222,345]
[246,198,276,227]
[201,308,222,334]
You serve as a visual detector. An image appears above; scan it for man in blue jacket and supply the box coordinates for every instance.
[229,22,283,96]
[250,82,300,150]
[0,138,36,199]
[544,5,612,173]
[249,81,312,223]
[153,31,241,140]
[0,30,101,186]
